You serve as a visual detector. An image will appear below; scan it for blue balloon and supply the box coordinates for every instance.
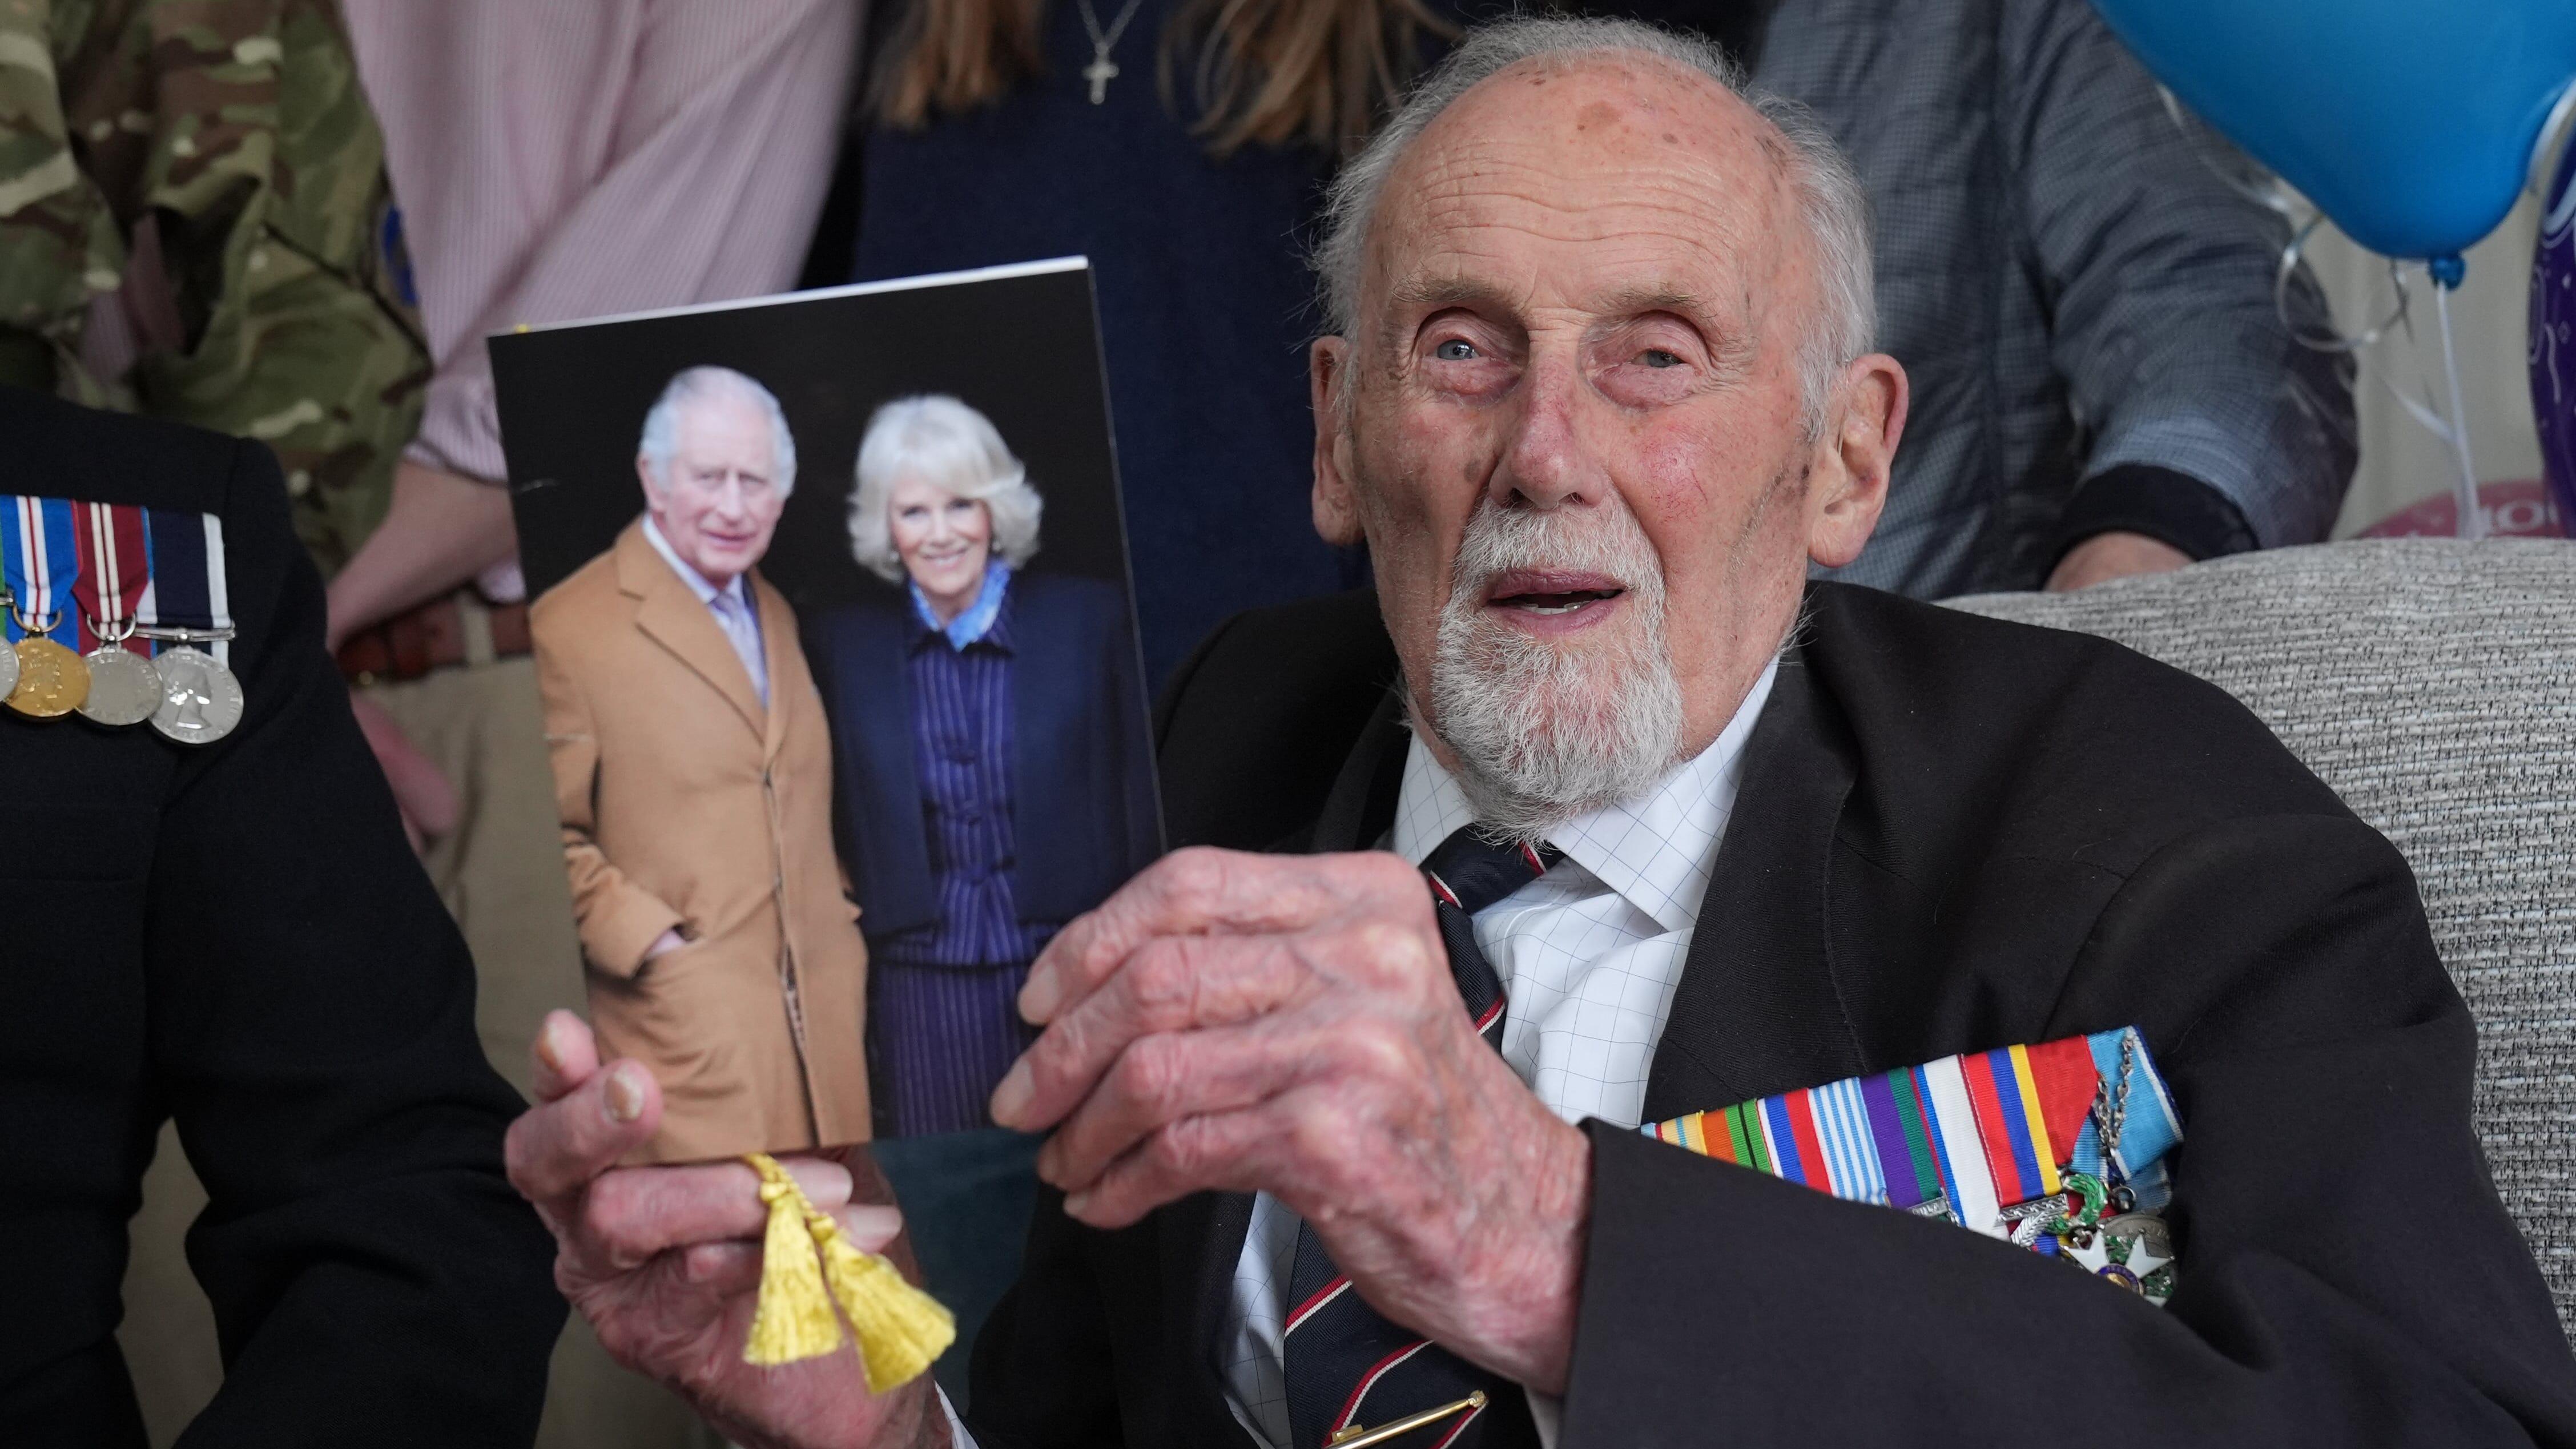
[2088,0,2576,261]
[2536,140,2576,534]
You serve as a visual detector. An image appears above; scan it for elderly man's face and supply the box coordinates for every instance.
[639,393,786,587]
[1311,56,1904,817]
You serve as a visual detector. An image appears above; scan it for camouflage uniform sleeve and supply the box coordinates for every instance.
[0,0,427,576]
[0,0,128,400]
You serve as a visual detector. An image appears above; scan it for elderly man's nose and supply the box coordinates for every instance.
[1495,360,1594,510]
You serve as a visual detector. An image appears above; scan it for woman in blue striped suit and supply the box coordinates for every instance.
[812,394,1160,1136]
[808,396,1160,1376]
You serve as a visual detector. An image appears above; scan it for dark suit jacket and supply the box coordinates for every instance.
[0,388,562,1445]
[807,571,1161,941]
[965,584,2576,1446]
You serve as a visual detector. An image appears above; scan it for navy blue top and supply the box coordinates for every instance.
[807,570,1162,948]
[878,578,1045,968]
[849,0,1349,682]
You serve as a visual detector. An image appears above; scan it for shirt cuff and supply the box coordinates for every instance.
[2050,464,2259,568]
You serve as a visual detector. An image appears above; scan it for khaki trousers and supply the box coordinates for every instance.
[118,651,717,1448]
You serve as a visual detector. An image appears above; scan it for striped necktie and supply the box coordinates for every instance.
[1281,826,1563,1449]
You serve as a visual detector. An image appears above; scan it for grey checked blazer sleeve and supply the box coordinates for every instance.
[2001,0,2356,549]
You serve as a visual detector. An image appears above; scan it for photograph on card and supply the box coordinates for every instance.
[493,259,1164,1170]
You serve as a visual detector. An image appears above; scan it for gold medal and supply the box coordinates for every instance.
[7,634,91,718]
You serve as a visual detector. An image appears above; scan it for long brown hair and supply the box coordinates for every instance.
[868,0,1456,157]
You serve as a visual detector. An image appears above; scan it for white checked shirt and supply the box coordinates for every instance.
[641,515,769,709]
[1219,658,1781,1449]
[941,666,1780,1449]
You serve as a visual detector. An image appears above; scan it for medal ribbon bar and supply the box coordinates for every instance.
[3,496,82,646]
[139,506,233,667]
[1642,1027,2182,1231]
[73,501,152,654]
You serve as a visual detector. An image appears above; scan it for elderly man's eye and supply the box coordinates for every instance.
[1640,348,1684,369]
[1434,339,1479,362]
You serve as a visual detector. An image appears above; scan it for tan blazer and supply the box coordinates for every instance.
[531,520,870,1163]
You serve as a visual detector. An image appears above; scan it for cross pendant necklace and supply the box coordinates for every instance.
[1076,0,1145,104]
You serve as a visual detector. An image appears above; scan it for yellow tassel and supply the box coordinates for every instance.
[738,1152,956,1392]
[810,1201,956,1393]
[743,1154,845,1365]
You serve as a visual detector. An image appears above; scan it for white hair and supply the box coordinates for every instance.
[847,395,1044,585]
[1315,15,1875,431]
[638,365,799,497]
[1421,497,1686,842]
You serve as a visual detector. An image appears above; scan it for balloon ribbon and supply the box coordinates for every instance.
[741,1152,956,1390]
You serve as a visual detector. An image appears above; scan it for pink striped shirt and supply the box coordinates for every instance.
[341,0,861,485]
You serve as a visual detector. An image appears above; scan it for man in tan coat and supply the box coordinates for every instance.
[532,365,870,1164]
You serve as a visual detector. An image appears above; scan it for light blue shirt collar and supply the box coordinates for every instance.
[912,559,1012,650]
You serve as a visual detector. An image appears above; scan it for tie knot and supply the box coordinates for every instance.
[1420,826,1561,917]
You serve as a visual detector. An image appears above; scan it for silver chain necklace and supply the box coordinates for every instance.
[1076,0,1147,104]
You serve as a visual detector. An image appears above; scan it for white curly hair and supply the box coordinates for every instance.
[846,395,1044,585]
[638,365,798,497]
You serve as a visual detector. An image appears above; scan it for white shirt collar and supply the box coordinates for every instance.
[1390,657,1780,935]
[641,513,751,612]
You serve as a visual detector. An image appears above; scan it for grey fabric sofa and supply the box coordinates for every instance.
[1948,538,2576,1341]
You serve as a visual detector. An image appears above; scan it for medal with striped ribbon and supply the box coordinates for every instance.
[3,496,91,719]
[1643,1027,2184,1302]
[136,505,243,745]
[71,501,163,727]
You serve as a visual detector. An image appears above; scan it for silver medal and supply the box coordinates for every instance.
[0,634,17,701]
[78,645,162,727]
[149,644,244,745]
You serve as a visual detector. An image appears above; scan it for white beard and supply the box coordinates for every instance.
[1422,500,1686,842]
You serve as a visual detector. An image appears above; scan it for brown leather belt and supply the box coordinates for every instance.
[337,589,532,685]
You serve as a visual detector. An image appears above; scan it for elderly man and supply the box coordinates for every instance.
[504,18,2576,1448]
[531,365,870,1164]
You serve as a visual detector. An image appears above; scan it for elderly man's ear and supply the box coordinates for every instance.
[1310,336,1366,548]
[1805,353,1907,570]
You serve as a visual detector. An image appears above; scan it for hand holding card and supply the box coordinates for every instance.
[494,259,1162,1395]
[506,1013,950,1447]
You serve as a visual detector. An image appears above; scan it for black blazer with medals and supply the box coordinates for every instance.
[0,388,561,1446]
[965,583,2576,1446]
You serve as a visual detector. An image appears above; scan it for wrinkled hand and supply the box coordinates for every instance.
[348,690,458,853]
[2046,530,2191,591]
[505,1012,945,1449]
[990,847,1591,1392]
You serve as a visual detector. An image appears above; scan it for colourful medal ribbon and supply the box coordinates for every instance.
[2070,1026,2184,1210]
[139,505,232,666]
[72,501,152,654]
[1642,1027,2179,1235]
[1,496,82,646]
